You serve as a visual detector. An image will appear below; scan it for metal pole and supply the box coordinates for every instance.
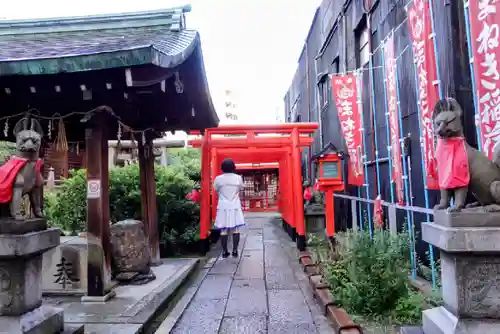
[380,44,396,204]
[395,54,417,280]
[357,71,372,234]
[410,49,438,290]
[366,14,379,239]
[406,151,416,226]
[462,0,482,149]
[428,0,444,100]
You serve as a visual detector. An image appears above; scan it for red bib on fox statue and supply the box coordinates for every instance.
[0,158,43,203]
[303,187,313,201]
[436,137,470,189]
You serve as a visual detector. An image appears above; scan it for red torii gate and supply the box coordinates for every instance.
[189,123,318,251]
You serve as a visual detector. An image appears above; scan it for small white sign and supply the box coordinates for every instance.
[87,179,101,199]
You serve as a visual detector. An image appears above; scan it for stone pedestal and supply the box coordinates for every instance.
[421,210,500,334]
[0,227,83,333]
[304,204,325,235]
[109,220,155,284]
[42,236,86,296]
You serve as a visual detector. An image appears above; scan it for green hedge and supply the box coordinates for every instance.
[44,163,200,255]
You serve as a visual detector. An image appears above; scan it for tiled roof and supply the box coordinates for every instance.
[0,7,198,75]
[0,27,198,61]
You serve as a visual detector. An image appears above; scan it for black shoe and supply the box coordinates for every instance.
[221,235,229,258]
[232,233,240,258]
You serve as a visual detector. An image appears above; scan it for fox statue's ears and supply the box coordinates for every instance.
[13,113,44,138]
[432,97,463,120]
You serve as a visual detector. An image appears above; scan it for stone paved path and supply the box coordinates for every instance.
[171,213,333,334]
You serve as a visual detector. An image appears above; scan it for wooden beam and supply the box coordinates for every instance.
[235,163,280,170]
[138,135,160,264]
[85,115,112,297]
[189,137,314,148]
[189,123,318,135]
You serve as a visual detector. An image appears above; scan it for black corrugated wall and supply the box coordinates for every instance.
[284,0,475,266]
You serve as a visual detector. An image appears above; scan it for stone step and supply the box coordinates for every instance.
[63,324,85,334]
[400,326,424,334]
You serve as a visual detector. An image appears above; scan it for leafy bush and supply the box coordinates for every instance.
[0,141,15,164]
[168,148,201,182]
[44,169,87,234]
[44,163,200,253]
[417,250,442,289]
[324,228,429,324]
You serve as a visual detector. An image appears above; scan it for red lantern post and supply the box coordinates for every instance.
[315,152,345,239]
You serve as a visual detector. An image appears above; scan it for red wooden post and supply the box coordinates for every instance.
[85,117,111,297]
[291,128,306,250]
[265,175,269,209]
[278,157,286,217]
[199,135,211,250]
[211,148,218,223]
[138,135,160,264]
[325,189,335,237]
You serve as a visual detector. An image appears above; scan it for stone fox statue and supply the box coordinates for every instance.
[433,97,500,212]
[0,116,44,220]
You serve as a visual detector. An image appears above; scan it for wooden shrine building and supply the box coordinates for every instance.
[0,6,218,298]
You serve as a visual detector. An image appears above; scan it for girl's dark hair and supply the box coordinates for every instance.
[221,158,236,173]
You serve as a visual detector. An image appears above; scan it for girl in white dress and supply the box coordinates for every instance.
[214,158,245,258]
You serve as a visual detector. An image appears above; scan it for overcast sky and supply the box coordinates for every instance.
[3,0,321,124]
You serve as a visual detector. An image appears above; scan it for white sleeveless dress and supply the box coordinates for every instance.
[214,173,246,230]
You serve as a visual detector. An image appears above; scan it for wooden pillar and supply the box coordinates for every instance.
[138,135,160,264]
[85,117,111,297]
[291,128,306,250]
[199,135,211,252]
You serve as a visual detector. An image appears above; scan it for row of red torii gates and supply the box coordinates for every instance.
[190,123,319,251]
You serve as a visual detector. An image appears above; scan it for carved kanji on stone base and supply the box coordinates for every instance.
[54,257,80,289]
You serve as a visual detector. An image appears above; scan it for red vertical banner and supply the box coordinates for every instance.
[332,74,364,186]
[407,0,440,190]
[384,33,405,204]
[468,0,500,159]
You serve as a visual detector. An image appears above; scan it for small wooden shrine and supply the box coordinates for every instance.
[237,163,279,212]
[0,6,218,298]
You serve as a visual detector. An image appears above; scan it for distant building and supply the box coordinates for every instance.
[220,89,241,124]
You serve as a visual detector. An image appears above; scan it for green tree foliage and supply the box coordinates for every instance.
[168,148,201,182]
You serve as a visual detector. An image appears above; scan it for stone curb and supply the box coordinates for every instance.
[298,250,364,334]
[153,257,215,333]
